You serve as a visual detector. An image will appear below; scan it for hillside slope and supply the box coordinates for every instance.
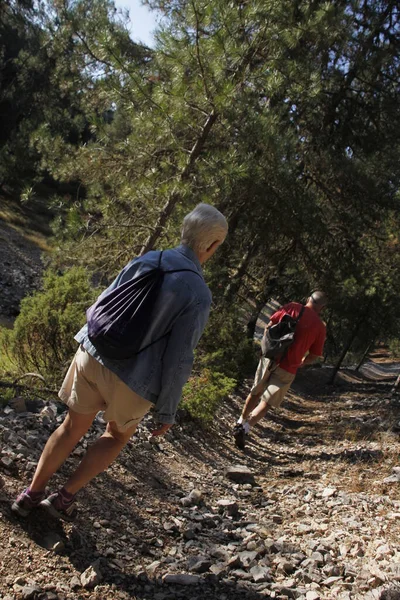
[0,363,400,600]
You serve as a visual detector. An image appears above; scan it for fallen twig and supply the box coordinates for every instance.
[13,372,46,386]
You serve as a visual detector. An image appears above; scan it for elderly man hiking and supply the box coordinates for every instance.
[234,291,327,450]
[12,203,227,520]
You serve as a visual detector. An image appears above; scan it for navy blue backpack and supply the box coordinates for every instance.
[87,251,201,360]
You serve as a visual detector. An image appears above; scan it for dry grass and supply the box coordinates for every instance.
[23,231,52,252]
[0,193,53,236]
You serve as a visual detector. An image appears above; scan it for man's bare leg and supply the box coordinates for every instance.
[240,359,275,421]
[247,399,269,427]
[63,421,138,495]
[30,408,97,493]
[234,391,264,449]
[240,391,262,420]
[37,420,139,521]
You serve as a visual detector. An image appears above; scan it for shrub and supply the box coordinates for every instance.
[179,305,258,424]
[182,368,236,424]
[198,306,258,381]
[388,338,400,359]
[1,267,97,383]
[0,386,15,406]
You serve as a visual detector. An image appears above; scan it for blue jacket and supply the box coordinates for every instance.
[75,245,212,424]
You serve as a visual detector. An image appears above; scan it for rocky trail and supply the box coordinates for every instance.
[0,360,400,600]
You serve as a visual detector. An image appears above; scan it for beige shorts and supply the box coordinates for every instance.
[251,357,295,408]
[59,346,153,432]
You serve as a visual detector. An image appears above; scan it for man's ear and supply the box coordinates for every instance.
[206,240,220,253]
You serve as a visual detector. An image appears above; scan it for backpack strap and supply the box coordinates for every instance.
[157,250,163,268]
[157,249,203,279]
[271,304,305,366]
[296,305,306,322]
[132,253,203,356]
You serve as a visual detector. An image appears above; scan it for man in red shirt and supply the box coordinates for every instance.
[234,291,327,450]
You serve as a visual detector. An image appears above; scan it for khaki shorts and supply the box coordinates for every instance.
[250,357,295,408]
[59,346,153,432]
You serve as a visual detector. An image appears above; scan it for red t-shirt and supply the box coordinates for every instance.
[270,302,326,374]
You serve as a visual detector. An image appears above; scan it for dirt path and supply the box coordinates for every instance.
[0,363,399,600]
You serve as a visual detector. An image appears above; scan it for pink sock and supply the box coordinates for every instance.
[27,487,45,499]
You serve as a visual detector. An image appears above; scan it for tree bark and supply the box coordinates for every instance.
[224,239,257,302]
[140,28,269,254]
[355,338,376,371]
[328,317,365,384]
[140,110,218,254]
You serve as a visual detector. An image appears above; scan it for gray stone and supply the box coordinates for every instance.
[188,489,203,504]
[322,576,343,587]
[238,550,258,568]
[322,487,337,498]
[146,560,161,575]
[42,532,65,552]
[80,561,102,589]
[183,528,196,540]
[162,573,201,585]
[230,568,252,580]
[271,584,299,599]
[3,430,19,444]
[306,592,320,600]
[188,556,212,573]
[21,585,43,599]
[209,563,226,576]
[1,456,14,468]
[225,465,255,485]
[311,552,324,566]
[40,405,56,419]
[69,576,81,590]
[250,565,271,583]
[383,473,400,484]
[278,560,296,575]
[217,498,239,516]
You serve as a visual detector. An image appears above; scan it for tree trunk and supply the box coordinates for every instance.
[140,29,270,254]
[140,110,218,254]
[355,338,376,371]
[328,318,365,384]
[224,239,257,302]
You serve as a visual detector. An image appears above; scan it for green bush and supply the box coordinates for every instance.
[0,267,97,383]
[0,386,15,406]
[388,338,400,359]
[182,369,236,424]
[0,326,18,378]
[179,305,258,424]
[198,306,258,381]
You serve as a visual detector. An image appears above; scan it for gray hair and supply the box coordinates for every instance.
[181,203,228,253]
[310,291,328,307]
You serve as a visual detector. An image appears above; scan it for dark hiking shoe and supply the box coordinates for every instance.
[12,488,45,517]
[233,424,246,450]
[40,492,78,522]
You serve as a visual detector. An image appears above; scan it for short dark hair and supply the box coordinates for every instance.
[310,291,328,306]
